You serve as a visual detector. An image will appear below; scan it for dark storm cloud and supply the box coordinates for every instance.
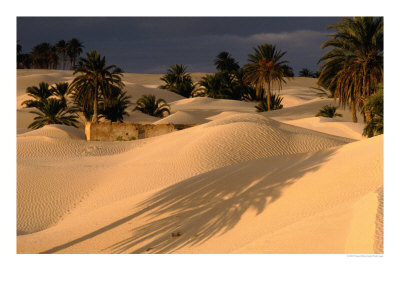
[17,17,341,74]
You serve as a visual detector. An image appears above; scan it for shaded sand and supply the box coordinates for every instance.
[16,70,383,254]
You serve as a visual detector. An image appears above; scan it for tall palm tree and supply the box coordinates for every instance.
[55,40,68,70]
[17,42,22,68]
[244,43,289,111]
[17,42,22,55]
[49,46,59,69]
[214,51,240,73]
[67,38,84,70]
[134,94,170,118]
[70,89,94,122]
[17,53,31,69]
[318,17,383,123]
[69,50,124,122]
[50,82,70,107]
[27,98,79,129]
[31,42,52,69]
[22,82,52,108]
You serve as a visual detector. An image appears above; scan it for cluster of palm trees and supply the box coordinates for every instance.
[23,50,173,129]
[160,45,291,112]
[20,17,383,137]
[299,68,319,78]
[317,17,383,131]
[22,82,79,129]
[17,38,84,70]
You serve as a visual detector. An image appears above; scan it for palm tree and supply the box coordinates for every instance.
[231,68,253,100]
[196,73,233,99]
[363,84,383,137]
[318,17,383,123]
[299,68,314,77]
[17,42,22,55]
[70,89,94,122]
[55,40,68,70]
[27,98,79,129]
[31,42,52,69]
[69,50,124,123]
[159,64,195,97]
[99,89,131,122]
[281,64,294,77]
[134,94,170,118]
[22,54,33,69]
[50,82,70,107]
[315,105,343,118]
[214,51,240,73]
[254,92,283,112]
[169,80,197,98]
[22,82,52,108]
[49,46,59,69]
[67,38,84,70]
[244,43,289,111]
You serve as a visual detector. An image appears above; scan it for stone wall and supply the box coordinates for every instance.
[85,122,139,141]
[85,122,197,141]
[135,124,176,139]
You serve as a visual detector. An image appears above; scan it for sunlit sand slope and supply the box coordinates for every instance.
[16,70,383,254]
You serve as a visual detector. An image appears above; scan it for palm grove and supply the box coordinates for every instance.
[20,17,383,137]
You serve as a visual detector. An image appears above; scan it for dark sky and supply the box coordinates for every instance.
[17,17,341,74]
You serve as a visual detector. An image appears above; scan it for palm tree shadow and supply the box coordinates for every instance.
[105,149,337,254]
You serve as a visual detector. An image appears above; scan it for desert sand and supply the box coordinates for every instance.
[16,70,383,254]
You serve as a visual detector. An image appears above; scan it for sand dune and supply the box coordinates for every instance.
[284,117,366,140]
[123,82,183,103]
[16,70,383,254]
[153,111,208,124]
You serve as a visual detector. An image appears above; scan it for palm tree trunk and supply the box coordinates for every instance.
[92,81,99,123]
[364,102,372,124]
[266,80,271,112]
[351,101,358,123]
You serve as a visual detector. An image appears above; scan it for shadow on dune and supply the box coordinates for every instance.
[41,148,337,254]
[105,149,337,254]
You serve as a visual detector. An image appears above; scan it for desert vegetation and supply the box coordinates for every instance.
[134,94,171,117]
[22,81,78,129]
[18,17,384,137]
[69,50,125,123]
[255,93,284,112]
[160,48,290,106]
[22,50,133,127]
[318,17,383,131]
[243,44,288,111]
[363,84,383,137]
[315,105,343,118]
[17,38,84,70]
[159,64,196,98]
[299,68,319,78]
